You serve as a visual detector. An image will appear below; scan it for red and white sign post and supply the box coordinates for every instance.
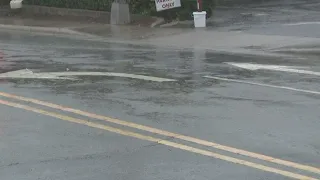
[193,0,206,27]
[197,0,202,11]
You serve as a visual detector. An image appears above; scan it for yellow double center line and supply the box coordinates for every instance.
[0,91,319,180]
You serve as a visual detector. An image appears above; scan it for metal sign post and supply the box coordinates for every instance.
[197,0,203,12]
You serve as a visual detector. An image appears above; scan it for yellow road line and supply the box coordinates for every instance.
[0,91,319,175]
[0,99,318,180]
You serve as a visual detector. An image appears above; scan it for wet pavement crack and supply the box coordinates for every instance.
[141,136,176,149]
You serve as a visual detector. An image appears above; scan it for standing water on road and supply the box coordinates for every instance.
[0,1,319,179]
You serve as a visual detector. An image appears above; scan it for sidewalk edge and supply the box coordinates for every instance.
[0,24,96,37]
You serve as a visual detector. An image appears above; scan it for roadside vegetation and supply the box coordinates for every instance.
[1,0,11,5]
[23,0,215,21]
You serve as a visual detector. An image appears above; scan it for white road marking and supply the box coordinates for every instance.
[0,69,176,82]
[255,13,268,16]
[271,48,320,53]
[226,62,320,76]
[203,76,320,96]
[284,22,320,26]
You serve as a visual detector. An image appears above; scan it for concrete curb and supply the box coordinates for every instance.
[160,21,180,28]
[271,48,320,55]
[159,20,196,28]
[0,23,298,59]
[0,24,97,37]
[150,17,165,28]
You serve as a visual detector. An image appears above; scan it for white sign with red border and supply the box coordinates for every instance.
[154,0,181,11]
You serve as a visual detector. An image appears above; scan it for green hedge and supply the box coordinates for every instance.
[24,0,113,11]
[0,0,11,5]
[130,0,215,21]
[23,0,215,20]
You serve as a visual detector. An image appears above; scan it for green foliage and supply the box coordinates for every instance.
[0,0,11,5]
[130,0,215,21]
[24,0,113,11]
[24,0,215,21]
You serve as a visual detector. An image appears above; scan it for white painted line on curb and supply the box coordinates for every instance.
[0,24,96,37]
[226,62,320,76]
[284,22,320,26]
[204,76,320,96]
[0,69,177,82]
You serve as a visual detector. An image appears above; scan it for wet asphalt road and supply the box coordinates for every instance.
[0,29,319,180]
[213,0,320,38]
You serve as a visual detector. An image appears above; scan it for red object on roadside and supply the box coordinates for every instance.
[197,0,203,11]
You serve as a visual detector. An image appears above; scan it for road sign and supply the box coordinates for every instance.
[155,0,181,11]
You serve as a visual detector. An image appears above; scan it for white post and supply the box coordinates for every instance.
[193,0,206,28]
[10,0,23,9]
[110,0,131,25]
[193,11,207,28]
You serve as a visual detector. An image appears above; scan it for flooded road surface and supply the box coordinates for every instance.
[0,31,319,180]
[212,0,320,38]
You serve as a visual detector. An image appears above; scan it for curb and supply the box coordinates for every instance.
[150,17,165,28]
[0,23,296,59]
[271,48,320,55]
[160,21,180,28]
[0,24,97,37]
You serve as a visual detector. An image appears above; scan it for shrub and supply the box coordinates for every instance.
[23,0,215,21]
[24,0,112,11]
[130,0,215,21]
[0,0,11,6]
